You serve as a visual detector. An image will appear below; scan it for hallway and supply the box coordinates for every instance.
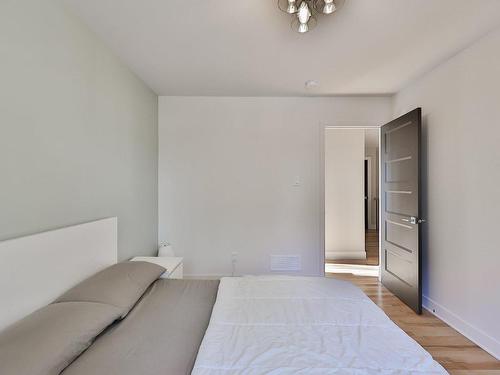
[326,229,379,266]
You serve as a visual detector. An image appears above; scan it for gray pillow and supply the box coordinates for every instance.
[55,261,165,317]
[0,302,121,375]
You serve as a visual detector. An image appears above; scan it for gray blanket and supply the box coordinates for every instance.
[62,279,220,375]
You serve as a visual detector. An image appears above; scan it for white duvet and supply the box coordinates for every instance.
[192,276,448,375]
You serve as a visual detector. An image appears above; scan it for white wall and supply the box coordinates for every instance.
[0,0,158,261]
[159,97,391,277]
[325,129,365,260]
[393,28,500,359]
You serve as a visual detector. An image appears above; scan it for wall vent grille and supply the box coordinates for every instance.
[270,255,301,272]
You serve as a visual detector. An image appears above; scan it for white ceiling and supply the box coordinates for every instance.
[64,0,500,96]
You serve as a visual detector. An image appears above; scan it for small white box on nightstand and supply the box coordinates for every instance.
[131,256,183,279]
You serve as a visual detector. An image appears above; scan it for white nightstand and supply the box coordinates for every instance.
[131,256,183,279]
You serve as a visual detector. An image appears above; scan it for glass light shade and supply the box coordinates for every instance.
[286,0,297,13]
[297,2,311,24]
[323,2,336,14]
[298,22,309,33]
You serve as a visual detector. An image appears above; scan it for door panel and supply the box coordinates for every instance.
[385,249,414,285]
[386,220,413,251]
[385,158,412,183]
[381,108,422,314]
[385,191,414,216]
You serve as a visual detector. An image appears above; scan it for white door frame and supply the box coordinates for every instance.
[365,156,372,230]
[319,123,382,279]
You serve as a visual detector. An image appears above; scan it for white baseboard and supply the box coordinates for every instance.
[423,295,500,360]
[325,251,367,260]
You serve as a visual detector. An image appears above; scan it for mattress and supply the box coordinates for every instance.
[192,276,448,374]
[62,279,220,375]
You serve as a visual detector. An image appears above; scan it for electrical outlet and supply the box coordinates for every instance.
[230,252,238,277]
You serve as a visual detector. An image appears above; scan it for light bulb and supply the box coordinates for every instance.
[297,2,311,24]
[286,0,297,13]
[323,0,336,14]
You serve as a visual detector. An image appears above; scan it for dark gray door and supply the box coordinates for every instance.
[381,108,423,314]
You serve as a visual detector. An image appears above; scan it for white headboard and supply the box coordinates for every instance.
[0,217,117,332]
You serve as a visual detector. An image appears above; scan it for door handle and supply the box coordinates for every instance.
[402,217,426,224]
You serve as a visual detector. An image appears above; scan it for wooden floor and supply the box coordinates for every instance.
[327,229,379,266]
[326,273,500,374]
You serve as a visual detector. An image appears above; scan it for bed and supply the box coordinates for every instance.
[193,276,447,374]
[0,220,448,375]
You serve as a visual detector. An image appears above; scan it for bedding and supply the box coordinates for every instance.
[0,302,122,375]
[1,265,448,375]
[62,279,220,375]
[192,276,448,374]
[56,261,165,318]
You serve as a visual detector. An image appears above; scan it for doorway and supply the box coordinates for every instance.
[323,127,380,275]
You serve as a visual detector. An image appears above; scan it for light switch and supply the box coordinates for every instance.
[292,176,301,187]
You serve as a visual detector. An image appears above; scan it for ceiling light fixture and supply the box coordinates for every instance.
[278,0,345,33]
